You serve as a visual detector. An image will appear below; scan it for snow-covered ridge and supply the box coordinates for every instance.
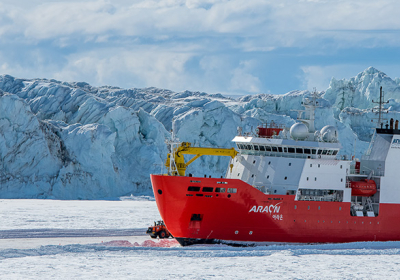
[1,67,400,199]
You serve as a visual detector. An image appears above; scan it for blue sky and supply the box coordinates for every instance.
[1,0,400,96]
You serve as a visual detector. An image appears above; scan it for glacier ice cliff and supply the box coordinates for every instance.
[1,66,400,199]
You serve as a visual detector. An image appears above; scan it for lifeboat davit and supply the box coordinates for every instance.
[350,179,377,197]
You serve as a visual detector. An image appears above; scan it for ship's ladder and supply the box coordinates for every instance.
[366,197,375,217]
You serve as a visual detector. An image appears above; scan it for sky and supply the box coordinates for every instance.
[1,0,400,96]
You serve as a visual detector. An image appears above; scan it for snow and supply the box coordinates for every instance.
[1,67,400,199]
[1,199,400,279]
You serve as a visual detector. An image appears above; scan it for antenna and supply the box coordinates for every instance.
[372,86,388,128]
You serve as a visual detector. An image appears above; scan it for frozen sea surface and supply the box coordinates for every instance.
[1,199,400,279]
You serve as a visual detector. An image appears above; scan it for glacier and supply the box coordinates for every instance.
[1,66,400,199]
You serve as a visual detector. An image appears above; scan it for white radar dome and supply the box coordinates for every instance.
[290,123,309,141]
[320,125,338,142]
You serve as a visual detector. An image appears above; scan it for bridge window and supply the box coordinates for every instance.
[259,145,265,151]
[322,150,328,155]
[304,148,311,154]
[227,188,237,193]
[296,148,303,154]
[254,145,259,151]
[272,146,278,152]
[333,150,338,155]
[265,146,272,151]
[278,147,283,152]
[202,187,213,192]
[188,186,201,192]
[312,149,317,154]
[317,150,323,155]
[288,147,295,153]
[215,188,226,193]
[284,147,288,152]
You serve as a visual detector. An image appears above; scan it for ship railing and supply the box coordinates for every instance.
[239,150,343,160]
[348,167,385,177]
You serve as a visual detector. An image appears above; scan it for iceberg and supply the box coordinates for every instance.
[0,67,398,199]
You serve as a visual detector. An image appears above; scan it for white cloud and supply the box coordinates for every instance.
[230,60,261,93]
[1,0,400,95]
[300,65,368,92]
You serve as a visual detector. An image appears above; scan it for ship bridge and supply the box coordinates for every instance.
[226,90,351,202]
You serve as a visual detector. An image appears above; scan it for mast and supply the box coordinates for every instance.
[293,88,320,140]
[372,86,388,129]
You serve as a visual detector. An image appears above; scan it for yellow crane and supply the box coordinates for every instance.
[165,142,238,176]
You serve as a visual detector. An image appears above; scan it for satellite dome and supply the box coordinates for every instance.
[290,123,309,141]
[320,125,338,142]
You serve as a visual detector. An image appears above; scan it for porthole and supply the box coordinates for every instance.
[158,189,163,195]
[284,176,287,180]
[310,164,312,167]
[318,206,320,210]
[315,177,317,181]
[268,161,271,165]
[289,163,292,166]
[340,165,342,169]
[341,178,343,182]
[267,175,270,179]
[307,206,310,210]
[249,231,253,235]
[251,174,254,178]
[318,164,320,168]
[235,230,239,234]
[307,177,309,181]
[339,207,342,211]
[253,160,256,164]
[294,205,297,209]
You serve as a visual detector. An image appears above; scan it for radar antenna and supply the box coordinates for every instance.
[372,86,388,128]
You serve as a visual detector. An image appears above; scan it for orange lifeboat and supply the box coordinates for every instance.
[350,179,377,197]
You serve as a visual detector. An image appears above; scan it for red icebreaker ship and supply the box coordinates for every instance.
[151,88,400,246]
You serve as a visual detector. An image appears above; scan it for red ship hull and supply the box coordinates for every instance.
[151,174,400,246]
